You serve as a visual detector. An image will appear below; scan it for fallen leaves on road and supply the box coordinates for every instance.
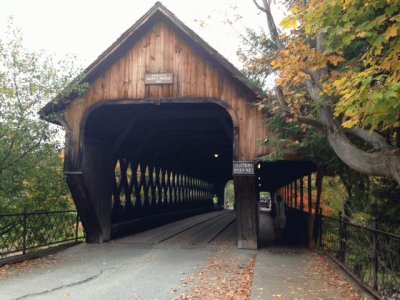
[306,252,362,300]
[172,248,255,300]
[0,254,59,280]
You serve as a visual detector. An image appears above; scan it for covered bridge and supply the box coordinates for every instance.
[40,2,315,249]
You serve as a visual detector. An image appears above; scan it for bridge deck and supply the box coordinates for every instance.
[117,210,236,247]
[0,211,366,300]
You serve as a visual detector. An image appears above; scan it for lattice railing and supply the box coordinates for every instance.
[112,158,214,223]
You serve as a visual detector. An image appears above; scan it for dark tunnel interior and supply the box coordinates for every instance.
[84,102,234,186]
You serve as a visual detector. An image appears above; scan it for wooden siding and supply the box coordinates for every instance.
[63,21,269,170]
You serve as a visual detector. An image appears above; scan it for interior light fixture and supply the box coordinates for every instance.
[214,153,219,158]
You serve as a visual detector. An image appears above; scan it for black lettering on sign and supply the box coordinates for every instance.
[233,161,255,175]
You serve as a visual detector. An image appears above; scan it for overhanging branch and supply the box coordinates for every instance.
[346,128,393,150]
[252,0,282,48]
[275,85,290,114]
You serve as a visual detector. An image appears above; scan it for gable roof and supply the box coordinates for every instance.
[40,2,259,119]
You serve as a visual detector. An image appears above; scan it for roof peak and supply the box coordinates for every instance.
[40,1,258,119]
[153,2,168,11]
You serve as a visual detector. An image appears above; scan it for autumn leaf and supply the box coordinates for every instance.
[280,16,298,29]
[356,31,368,38]
[384,24,398,41]
[328,55,345,66]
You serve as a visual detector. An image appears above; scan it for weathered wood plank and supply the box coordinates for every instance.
[234,175,258,249]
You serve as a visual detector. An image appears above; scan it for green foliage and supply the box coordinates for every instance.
[0,19,80,213]
[370,177,400,232]
[321,176,347,214]
[224,180,234,209]
[237,28,278,90]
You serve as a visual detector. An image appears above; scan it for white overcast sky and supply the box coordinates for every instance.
[0,0,285,69]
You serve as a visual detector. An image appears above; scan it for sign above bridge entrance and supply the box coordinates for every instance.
[233,161,255,176]
[144,73,173,84]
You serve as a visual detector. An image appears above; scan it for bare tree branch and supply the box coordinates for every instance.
[1,131,45,173]
[253,0,282,48]
[252,0,293,117]
[262,0,282,48]
[252,0,268,13]
[274,85,290,113]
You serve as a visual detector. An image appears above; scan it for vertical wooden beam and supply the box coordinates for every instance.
[307,173,315,247]
[308,174,312,213]
[286,185,289,204]
[300,177,304,211]
[315,170,324,218]
[80,142,115,243]
[66,173,103,243]
[234,175,258,250]
[290,182,293,207]
[294,179,298,209]
[283,186,286,203]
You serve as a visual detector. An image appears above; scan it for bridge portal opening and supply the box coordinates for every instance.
[82,100,234,238]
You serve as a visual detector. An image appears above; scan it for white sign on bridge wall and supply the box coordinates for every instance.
[144,73,174,84]
[233,161,255,176]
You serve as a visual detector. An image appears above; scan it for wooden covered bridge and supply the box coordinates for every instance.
[40,2,316,249]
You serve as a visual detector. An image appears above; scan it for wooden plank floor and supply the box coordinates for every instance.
[116,210,236,247]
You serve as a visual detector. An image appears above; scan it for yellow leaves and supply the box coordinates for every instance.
[384,24,398,41]
[271,35,345,91]
[289,4,300,14]
[356,31,368,38]
[342,118,359,129]
[276,77,286,85]
[327,55,345,66]
[280,16,298,29]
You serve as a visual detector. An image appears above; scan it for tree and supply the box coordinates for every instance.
[251,0,400,184]
[0,19,81,212]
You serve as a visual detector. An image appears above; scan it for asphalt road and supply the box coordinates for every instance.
[0,211,234,300]
[0,211,369,300]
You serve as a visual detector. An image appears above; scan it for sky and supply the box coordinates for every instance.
[0,0,286,69]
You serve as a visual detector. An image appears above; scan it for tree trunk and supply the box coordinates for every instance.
[319,107,400,185]
[314,170,323,216]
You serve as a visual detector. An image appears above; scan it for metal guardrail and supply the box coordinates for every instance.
[321,215,400,299]
[0,210,84,259]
